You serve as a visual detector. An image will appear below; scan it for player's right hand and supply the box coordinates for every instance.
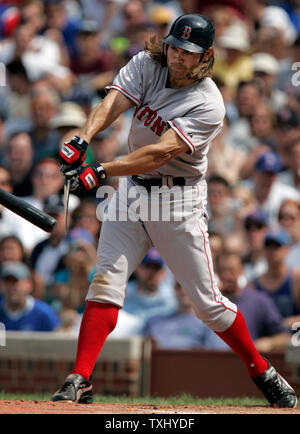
[65,163,107,192]
[59,136,89,173]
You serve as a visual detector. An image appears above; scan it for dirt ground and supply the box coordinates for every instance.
[0,400,299,414]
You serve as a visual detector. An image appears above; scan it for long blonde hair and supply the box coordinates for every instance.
[144,35,215,81]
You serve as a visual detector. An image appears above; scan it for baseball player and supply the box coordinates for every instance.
[51,14,296,407]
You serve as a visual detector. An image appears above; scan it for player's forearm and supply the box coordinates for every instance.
[79,90,133,143]
[102,144,178,177]
[79,103,110,143]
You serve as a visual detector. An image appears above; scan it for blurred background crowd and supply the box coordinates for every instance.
[0,0,299,354]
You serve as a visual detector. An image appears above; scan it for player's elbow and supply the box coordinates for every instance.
[152,149,174,168]
[147,141,186,170]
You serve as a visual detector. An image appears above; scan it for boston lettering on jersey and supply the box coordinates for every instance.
[134,105,167,136]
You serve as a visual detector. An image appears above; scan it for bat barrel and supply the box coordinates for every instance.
[0,188,56,233]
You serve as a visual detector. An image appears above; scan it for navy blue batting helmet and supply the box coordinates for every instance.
[163,14,215,54]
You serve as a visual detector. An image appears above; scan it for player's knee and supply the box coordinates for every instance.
[195,306,236,332]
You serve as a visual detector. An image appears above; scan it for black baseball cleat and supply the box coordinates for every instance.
[252,363,297,408]
[51,374,93,403]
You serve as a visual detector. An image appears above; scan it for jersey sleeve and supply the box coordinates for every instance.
[168,106,225,155]
[105,51,145,106]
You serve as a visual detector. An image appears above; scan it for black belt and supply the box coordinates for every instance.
[132,175,185,191]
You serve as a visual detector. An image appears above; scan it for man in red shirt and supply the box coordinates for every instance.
[70,20,115,93]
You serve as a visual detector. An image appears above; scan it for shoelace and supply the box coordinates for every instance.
[58,381,73,393]
[266,375,286,400]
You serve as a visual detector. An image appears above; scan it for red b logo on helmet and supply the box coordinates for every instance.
[182,26,192,40]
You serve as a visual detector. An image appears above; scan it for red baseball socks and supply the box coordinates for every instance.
[71,301,119,381]
[73,303,268,381]
[215,309,268,378]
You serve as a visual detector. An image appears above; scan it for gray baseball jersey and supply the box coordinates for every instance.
[87,50,237,333]
[106,50,225,182]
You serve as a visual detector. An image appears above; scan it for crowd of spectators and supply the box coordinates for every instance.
[0,0,299,354]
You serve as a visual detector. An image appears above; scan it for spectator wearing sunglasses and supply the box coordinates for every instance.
[277,199,300,271]
[251,228,300,329]
[278,199,300,245]
[242,209,269,282]
[216,250,289,353]
[252,151,300,226]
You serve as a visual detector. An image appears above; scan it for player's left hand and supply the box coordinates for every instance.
[65,163,107,192]
[59,136,89,174]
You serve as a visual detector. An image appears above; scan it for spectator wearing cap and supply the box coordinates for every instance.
[49,101,87,139]
[122,248,177,333]
[143,280,229,350]
[252,52,287,112]
[250,151,300,225]
[251,228,300,329]
[256,5,297,60]
[0,234,47,299]
[213,20,253,92]
[0,4,20,39]
[216,250,290,352]
[148,5,175,38]
[0,261,60,331]
[242,209,269,282]
[70,19,116,95]
[30,194,70,287]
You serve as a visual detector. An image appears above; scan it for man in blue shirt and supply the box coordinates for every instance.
[143,280,229,350]
[0,261,60,331]
[215,251,290,352]
[122,248,178,332]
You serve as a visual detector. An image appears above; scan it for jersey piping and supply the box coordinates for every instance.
[197,220,237,314]
[106,84,142,106]
[168,120,196,154]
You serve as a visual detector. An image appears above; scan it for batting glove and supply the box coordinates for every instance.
[65,163,107,192]
[59,136,89,173]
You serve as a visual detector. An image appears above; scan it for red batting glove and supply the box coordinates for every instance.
[59,136,89,173]
[65,163,107,192]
